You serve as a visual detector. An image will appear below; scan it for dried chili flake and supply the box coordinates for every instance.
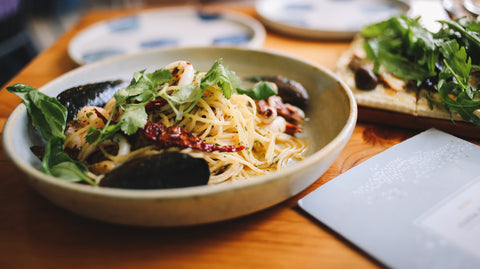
[143,122,245,153]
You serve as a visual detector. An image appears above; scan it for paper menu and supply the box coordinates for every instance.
[298,129,480,269]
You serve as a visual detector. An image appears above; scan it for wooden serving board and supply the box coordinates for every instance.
[358,106,480,139]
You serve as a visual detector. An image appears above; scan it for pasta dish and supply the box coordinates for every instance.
[8,59,308,188]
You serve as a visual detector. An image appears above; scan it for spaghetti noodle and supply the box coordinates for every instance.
[64,60,308,185]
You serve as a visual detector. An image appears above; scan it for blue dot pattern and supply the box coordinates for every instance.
[82,49,125,63]
[140,38,179,49]
[107,16,140,32]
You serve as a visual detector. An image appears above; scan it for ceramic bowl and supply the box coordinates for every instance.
[3,47,357,226]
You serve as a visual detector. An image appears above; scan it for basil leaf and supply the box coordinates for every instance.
[237,81,278,100]
[7,84,67,141]
[42,136,96,185]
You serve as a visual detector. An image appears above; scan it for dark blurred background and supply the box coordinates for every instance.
[0,0,245,87]
[0,0,86,87]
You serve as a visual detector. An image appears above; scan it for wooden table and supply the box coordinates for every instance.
[0,3,473,269]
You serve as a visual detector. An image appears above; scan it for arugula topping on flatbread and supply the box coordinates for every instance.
[337,15,480,125]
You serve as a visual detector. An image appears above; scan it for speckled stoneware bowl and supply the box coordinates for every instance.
[3,47,357,226]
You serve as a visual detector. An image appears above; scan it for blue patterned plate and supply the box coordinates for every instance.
[255,0,409,40]
[68,7,266,65]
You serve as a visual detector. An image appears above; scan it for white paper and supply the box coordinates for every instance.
[298,129,480,269]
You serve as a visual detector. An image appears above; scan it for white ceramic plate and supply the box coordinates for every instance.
[4,47,357,227]
[255,0,410,40]
[68,7,266,65]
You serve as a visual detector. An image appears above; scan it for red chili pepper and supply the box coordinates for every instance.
[143,122,245,153]
[145,98,168,112]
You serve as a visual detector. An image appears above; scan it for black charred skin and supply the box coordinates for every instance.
[354,67,378,90]
[99,152,210,189]
[56,80,127,121]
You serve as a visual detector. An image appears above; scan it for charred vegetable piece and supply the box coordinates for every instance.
[354,67,378,90]
[348,56,378,90]
[99,152,210,189]
[248,75,309,109]
[143,122,245,153]
[57,80,128,121]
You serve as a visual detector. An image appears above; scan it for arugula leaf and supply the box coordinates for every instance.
[435,40,480,125]
[7,84,67,140]
[377,49,433,82]
[237,81,277,100]
[361,15,437,82]
[438,20,480,49]
[360,15,480,125]
[440,40,471,89]
[436,80,480,125]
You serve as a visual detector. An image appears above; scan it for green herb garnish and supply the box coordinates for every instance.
[7,85,94,185]
[361,15,480,124]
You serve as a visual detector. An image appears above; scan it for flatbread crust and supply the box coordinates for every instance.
[336,36,464,122]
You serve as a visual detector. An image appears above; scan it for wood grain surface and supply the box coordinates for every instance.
[0,3,478,269]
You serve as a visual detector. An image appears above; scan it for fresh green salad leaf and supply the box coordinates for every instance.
[435,39,480,125]
[360,15,480,125]
[440,40,471,89]
[361,15,437,82]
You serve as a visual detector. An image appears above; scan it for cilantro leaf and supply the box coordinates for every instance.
[158,83,203,121]
[118,103,148,135]
[200,59,241,99]
[42,136,96,185]
[99,68,172,138]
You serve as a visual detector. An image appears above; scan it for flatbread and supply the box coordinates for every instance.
[336,36,418,115]
[336,36,464,122]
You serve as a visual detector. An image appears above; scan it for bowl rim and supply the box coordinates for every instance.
[3,46,357,200]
